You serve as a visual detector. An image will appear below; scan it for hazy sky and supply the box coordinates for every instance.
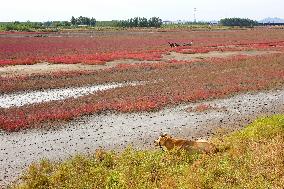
[1,0,283,22]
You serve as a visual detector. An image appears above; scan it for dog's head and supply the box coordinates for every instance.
[154,133,171,146]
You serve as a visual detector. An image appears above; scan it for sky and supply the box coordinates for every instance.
[0,0,283,22]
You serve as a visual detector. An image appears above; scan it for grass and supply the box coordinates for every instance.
[13,115,284,189]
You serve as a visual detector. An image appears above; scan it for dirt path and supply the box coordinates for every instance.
[0,60,160,78]
[1,88,284,187]
[162,50,277,61]
[0,50,278,78]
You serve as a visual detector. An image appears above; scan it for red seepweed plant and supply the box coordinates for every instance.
[1,29,284,132]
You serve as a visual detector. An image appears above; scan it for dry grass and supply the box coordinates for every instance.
[187,115,284,188]
[13,115,284,189]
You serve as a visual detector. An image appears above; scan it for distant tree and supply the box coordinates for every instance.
[133,17,139,27]
[71,16,96,26]
[220,18,258,27]
[139,17,148,27]
[71,16,76,25]
[62,21,71,27]
[50,21,71,27]
[148,17,162,27]
[90,17,96,26]
[43,21,52,27]
[77,16,85,25]
[117,17,162,28]
[119,20,129,27]
[129,18,134,27]
[51,21,61,27]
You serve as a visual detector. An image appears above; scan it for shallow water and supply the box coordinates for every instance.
[0,82,141,108]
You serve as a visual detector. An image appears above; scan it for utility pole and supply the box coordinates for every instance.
[194,8,197,23]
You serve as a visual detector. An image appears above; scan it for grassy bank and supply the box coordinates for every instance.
[14,115,284,189]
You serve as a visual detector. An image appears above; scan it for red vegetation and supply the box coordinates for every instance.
[0,31,167,66]
[1,29,284,66]
[1,29,284,131]
[1,52,284,132]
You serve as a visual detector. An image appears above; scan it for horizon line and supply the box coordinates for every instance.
[1,16,283,23]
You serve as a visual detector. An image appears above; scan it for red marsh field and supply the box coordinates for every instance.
[0,28,284,131]
[1,28,284,187]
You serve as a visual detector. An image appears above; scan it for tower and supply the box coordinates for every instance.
[194,8,197,23]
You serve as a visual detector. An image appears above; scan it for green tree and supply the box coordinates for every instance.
[117,17,163,28]
[220,18,258,27]
[90,17,96,26]
[148,17,162,27]
[139,17,148,27]
[71,16,76,25]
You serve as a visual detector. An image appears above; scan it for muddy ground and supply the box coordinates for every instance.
[1,88,284,187]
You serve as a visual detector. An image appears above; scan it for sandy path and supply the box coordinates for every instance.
[1,88,284,187]
[162,50,278,61]
[0,60,159,78]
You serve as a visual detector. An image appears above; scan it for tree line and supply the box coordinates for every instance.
[70,16,163,28]
[0,17,261,32]
[220,18,258,27]
[116,17,163,28]
[0,16,163,31]
[71,16,96,26]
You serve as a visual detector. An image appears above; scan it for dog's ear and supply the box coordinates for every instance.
[161,133,168,137]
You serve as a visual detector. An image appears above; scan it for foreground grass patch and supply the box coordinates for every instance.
[15,115,284,189]
[188,115,284,188]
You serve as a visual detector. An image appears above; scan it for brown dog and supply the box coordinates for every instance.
[154,133,217,154]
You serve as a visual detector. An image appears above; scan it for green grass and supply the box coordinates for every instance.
[14,115,284,189]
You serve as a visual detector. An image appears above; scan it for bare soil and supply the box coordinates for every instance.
[163,50,277,61]
[0,60,159,77]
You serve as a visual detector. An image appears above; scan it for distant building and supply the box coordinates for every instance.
[162,20,189,25]
[162,21,173,25]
